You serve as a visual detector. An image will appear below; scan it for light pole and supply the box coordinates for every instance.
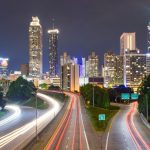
[35,92,38,142]
[92,63,95,107]
[32,90,38,142]
[146,87,150,121]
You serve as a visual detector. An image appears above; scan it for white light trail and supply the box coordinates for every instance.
[0,105,21,127]
[0,93,61,149]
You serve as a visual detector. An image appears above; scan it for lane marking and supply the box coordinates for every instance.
[79,96,90,150]
[44,93,73,150]
[71,98,77,150]
[105,109,120,150]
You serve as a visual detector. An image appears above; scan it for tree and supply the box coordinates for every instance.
[80,84,110,109]
[6,76,36,101]
[48,85,61,91]
[0,87,6,110]
[138,75,150,118]
[39,83,48,89]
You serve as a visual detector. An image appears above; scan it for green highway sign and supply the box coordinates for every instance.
[98,114,105,121]
[131,93,139,100]
[121,93,130,100]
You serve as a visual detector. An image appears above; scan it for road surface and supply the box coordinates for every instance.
[0,93,63,150]
[45,92,90,150]
[105,102,150,150]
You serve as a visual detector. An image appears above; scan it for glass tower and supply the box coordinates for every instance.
[29,17,42,78]
[48,28,59,77]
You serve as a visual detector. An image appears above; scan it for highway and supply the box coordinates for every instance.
[45,92,90,150]
[105,102,150,150]
[0,93,63,150]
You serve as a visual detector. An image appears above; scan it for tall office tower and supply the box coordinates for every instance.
[85,60,89,77]
[20,64,29,76]
[115,55,124,85]
[29,17,42,78]
[88,52,99,77]
[61,63,79,92]
[60,52,71,66]
[0,58,9,78]
[48,27,59,77]
[124,49,147,91]
[146,22,150,76]
[104,51,116,87]
[104,51,124,88]
[81,58,86,77]
[120,32,136,55]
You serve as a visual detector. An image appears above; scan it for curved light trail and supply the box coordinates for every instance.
[126,102,150,150]
[0,105,21,127]
[45,92,90,150]
[0,93,61,149]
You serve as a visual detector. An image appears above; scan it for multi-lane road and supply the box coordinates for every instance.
[0,91,150,150]
[105,102,150,150]
[45,92,90,150]
[0,93,63,150]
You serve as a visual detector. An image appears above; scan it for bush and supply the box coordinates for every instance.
[80,84,110,109]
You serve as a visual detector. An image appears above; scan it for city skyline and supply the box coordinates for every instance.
[0,0,150,71]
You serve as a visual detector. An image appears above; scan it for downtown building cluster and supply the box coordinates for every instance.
[103,32,148,91]
[1,17,150,92]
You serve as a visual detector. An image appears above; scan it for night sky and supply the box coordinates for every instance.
[0,0,150,72]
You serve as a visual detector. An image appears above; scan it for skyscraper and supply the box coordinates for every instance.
[104,51,123,88]
[146,22,150,76]
[120,33,136,55]
[60,52,71,66]
[48,27,59,77]
[61,63,79,92]
[124,49,146,91]
[29,17,42,78]
[88,52,99,77]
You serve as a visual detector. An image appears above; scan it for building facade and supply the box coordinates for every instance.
[120,32,136,55]
[60,52,71,66]
[48,28,59,77]
[20,64,29,76]
[147,22,150,76]
[88,52,99,77]
[29,17,42,78]
[104,51,123,88]
[61,63,79,92]
[124,50,147,91]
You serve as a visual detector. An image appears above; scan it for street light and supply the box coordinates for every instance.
[32,90,38,142]
[146,87,150,121]
[92,64,95,107]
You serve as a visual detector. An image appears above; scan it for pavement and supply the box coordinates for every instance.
[105,102,150,150]
[0,93,63,150]
[45,92,90,150]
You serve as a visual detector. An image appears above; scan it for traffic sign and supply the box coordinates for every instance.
[121,93,130,100]
[98,114,105,121]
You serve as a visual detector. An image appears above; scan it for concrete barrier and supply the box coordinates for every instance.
[140,113,150,129]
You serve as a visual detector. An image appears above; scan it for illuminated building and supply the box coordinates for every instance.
[0,58,9,78]
[61,63,79,92]
[60,52,71,66]
[124,49,147,91]
[120,33,136,55]
[29,17,42,78]
[48,28,59,77]
[88,52,99,77]
[146,22,150,76]
[20,64,29,76]
[104,52,123,87]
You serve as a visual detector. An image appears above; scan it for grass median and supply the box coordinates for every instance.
[86,105,120,132]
